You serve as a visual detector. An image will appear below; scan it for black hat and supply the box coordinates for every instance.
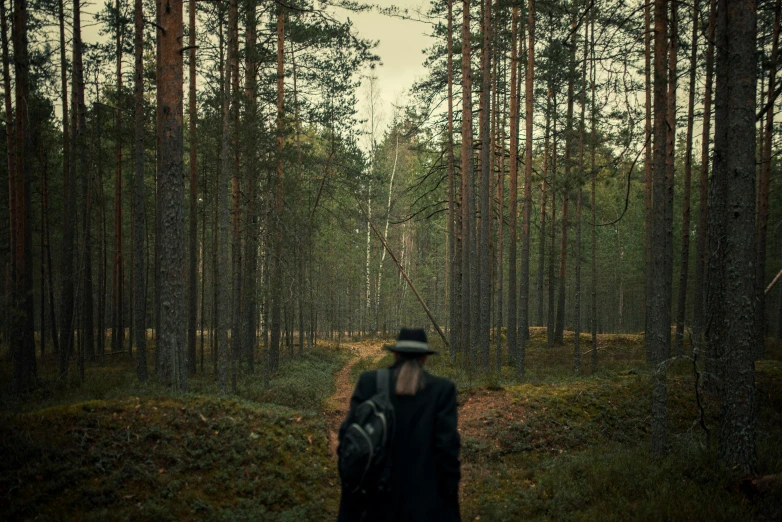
[385,328,439,355]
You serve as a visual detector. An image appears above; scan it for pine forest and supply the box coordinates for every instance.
[1,0,782,519]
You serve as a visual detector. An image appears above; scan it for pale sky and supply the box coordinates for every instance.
[76,0,434,139]
[330,0,434,139]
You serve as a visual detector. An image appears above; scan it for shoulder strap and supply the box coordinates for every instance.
[376,369,390,402]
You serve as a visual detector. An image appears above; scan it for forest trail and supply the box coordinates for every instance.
[324,340,388,457]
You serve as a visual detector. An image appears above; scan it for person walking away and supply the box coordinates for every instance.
[337,328,461,521]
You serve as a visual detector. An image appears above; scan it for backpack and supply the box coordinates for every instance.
[338,369,395,495]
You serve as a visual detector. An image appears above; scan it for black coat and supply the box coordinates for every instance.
[337,360,461,522]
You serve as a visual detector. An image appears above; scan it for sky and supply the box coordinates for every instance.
[76,0,434,139]
[326,0,435,139]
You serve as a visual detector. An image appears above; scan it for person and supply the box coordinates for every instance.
[337,328,461,522]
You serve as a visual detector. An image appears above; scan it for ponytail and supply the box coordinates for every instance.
[395,357,425,396]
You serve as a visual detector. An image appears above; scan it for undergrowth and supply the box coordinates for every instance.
[2,333,781,521]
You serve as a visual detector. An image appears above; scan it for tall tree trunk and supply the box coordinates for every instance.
[507,3,519,367]
[217,0,233,392]
[10,0,36,392]
[187,0,198,375]
[555,13,577,345]
[519,0,534,376]
[243,0,258,373]
[156,0,187,391]
[649,0,670,456]
[547,90,557,347]
[756,0,781,359]
[229,0,240,392]
[461,0,473,363]
[133,0,147,381]
[664,0,678,358]
[575,10,588,375]
[694,0,716,346]
[707,0,758,474]
[270,3,285,375]
[79,27,93,366]
[675,0,699,354]
[479,0,492,371]
[537,89,550,330]
[494,29,505,372]
[589,14,597,371]
[644,0,653,358]
[447,0,459,358]
[112,0,125,356]
[1,0,17,352]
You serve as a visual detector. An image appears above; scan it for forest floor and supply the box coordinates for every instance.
[1,332,781,521]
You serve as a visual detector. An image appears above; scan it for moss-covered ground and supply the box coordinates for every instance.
[1,331,781,521]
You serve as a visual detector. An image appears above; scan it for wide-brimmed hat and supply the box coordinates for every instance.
[385,328,439,355]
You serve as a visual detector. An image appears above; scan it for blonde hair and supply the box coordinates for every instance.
[395,357,426,396]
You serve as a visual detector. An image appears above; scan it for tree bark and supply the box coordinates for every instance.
[674,0,698,355]
[707,0,758,474]
[507,3,519,367]
[479,0,492,371]
[270,3,285,375]
[575,10,588,375]
[133,0,147,381]
[243,0,258,373]
[755,0,781,359]
[11,0,36,392]
[519,0,534,375]
[555,12,577,345]
[649,0,670,456]
[187,0,198,375]
[112,0,125,356]
[447,0,459,359]
[694,0,716,346]
[461,0,473,363]
[156,0,187,391]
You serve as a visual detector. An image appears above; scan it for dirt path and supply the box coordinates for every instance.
[324,340,387,458]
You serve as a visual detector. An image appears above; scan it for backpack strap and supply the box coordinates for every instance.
[377,368,390,403]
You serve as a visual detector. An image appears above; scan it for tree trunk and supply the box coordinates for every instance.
[156,0,187,391]
[243,0,258,374]
[133,0,147,381]
[575,10,588,375]
[461,0,473,363]
[555,11,577,345]
[217,0,234,392]
[707,0,758,474]
[694,0,716,346]
[589,15,597,371]
[507,3,519,367]
[229,0,240,393]
[537,89,549,331]
[755,0,781,359]
[10,0,36,392]
[479,0,492,371]
[547,89,557,347]
[112,0,125,356]
[270,3,285,375]
[644,0,653,359]
[447,0,459,358]
[675,0,699,354]
[519,0,534,375]
[187,0,198,375]
[649,0,670,456]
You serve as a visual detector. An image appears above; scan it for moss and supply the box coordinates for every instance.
[0,395,339,521]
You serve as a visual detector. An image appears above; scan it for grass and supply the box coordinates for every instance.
[2,332,781,521]
[0,344,349,521]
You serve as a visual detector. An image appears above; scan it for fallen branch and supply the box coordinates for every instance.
[356,198,449,348]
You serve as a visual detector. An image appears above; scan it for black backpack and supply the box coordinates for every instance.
[338,369,395,495]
